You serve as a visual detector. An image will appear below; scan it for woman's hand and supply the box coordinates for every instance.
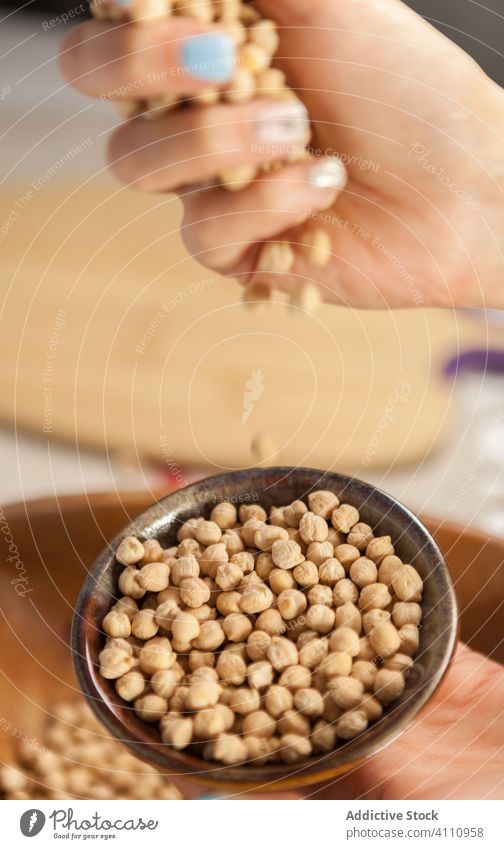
[60,0,504,308]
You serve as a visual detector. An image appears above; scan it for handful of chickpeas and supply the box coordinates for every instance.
[98,490,424,767]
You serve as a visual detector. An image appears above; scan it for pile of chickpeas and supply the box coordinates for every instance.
[98,491,424,766]
[0,701,180,800]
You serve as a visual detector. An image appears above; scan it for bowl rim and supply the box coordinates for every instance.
[72,466,458,792]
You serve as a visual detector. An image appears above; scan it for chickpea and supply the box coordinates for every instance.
[319,651,352,679]
[228,687,261,715]
[366,535,394,564]
[139,637,175,674]
[131,609,159,641]
[213,734,247,765]
[138,562,170,592]
[239,503,267,523]
[239,582,274,614]
[293,560,319,587]
[254,525,289,551]
[255,552,274,579]
[384,653,414,675]
[279,734,312,764]
[155,599,179,630]
[306,604,335,635]
[319,558,345,586]
[160,714,193,749]
[349,557,378,588]
[215,562,243,591]
[199,543,229,578]
[247,630,272,661]
[283,500,308,528]
[334,544,361,570]
[358,582,392,611]
[335,602,362,633]
[264,684,293,718]
[113,596,139,620]
[392,565,423,602]
[308,584,333,606]
[186,681,221,710]
[116,536,144,566]
[150,668,180,699]
[294,688,324,718]
[374,668,406,705]
[331,504,359,533]
[102,610,131,639]
[278,589,307,620]
[177,518,200,542]
[171,554,199,586]
[172,611,200,644]
[312,719,338,752]
[329,627,360,657]
[298,637,329,669]
[278,664,311,690]
[269,567,296,594]
[306,540,334,566]
[255,608,285,636]
[332,578,359,606]
[359,693,383,721]
[134,694,167,722]
[368,621,401,659]
[222,612,253,642]
[358,636,376,661]
[193,621,226,651]
[392,601,422,629]
[277,711,311,737]
[362,608,390,636]
[378,554,403,586]
[194,520,222,547]
[299,512,329,544]
[336,710,368,740]
[231,551,255,573]
[244,735,271,765]
[177,538,202,558]
[351,660,376,690]
[267,636,298,671]
[221,530,244,557]
[210,501,237,530]
[271,539,304,570]
[118,566,145,600]
[180,576,211,608]
[240,518,265,548]
[347,522,374,552]
[269,505,288,528]
[398,624,420,656]
[189,651,215,671]
[193,705,234,739]
[242,710,276,738]
[247,660,274,690]
[308,490,339,519]
[115,669,146,701]
[216,590,241,616]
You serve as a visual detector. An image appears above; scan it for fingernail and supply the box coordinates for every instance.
[308,156,348,191]
[181,34,236,83]
[254,101,310,145]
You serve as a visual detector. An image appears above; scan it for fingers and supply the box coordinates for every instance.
[179,157,347,272]
[59,18,237,99]
[108,99,310,192]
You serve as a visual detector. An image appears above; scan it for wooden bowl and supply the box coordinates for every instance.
[71,468,457,792]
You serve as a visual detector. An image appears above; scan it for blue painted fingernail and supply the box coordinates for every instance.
[181,34,236,83]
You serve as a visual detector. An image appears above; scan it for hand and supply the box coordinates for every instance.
[60,1,504,308]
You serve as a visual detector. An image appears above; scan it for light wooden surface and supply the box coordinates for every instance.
[0,180,482,470]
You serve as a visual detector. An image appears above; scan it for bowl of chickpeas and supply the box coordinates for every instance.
[72,467,457,792]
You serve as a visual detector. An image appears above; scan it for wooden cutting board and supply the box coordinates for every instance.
[0,179,481,471]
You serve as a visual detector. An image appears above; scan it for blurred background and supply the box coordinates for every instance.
[1,0,503,538]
